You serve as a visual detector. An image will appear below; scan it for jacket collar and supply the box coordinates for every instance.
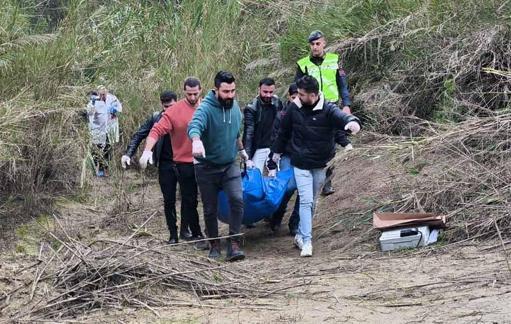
[293,92,325,111]
[256,95,278,108]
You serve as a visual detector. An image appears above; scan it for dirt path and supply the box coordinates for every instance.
[1,152,511,323]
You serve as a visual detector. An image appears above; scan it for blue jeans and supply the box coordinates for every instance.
[279,156,296,191]
[294,167,326,243]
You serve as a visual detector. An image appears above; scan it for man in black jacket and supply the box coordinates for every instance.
[272,76,361,257]
[243,77,283,173]
[296,30,354,196]
[268,84,352,235]
[121,91,193,244]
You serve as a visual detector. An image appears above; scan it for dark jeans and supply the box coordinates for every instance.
[323,165,335,190]
[174,163,202,237]
[271,190,300,231]
[194,162,243,239]
[158,164,178,237]
[323,130,350,191]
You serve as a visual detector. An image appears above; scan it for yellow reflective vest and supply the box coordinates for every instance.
[297,53,339,102]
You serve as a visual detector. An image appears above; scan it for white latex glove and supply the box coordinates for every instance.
[344,143,353,151]
[272,153,281,164]
[344,121,360,134]
[239,149,249,161]
[192,139,206,158]
[268,169,276,178]
[139,150,153,169]
[245,159,255,168]
[121,155,131,169]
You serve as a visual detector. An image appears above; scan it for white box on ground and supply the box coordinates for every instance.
[379,226,431,252]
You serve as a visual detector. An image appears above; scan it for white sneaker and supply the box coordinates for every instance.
[300,241,312,257]
[294,234,304,250]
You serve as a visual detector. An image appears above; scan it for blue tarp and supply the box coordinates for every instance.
[218,168,293,225]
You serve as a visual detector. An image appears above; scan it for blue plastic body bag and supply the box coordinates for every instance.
[218,168,293,225]
[242,167,264,200]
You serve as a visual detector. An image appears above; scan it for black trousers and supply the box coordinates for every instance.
[174,163,202,237]
[323,165,335,188]
[194,162,243,239]
[158,164,179,237]
[271,189,300,231]
[324,130,351,190]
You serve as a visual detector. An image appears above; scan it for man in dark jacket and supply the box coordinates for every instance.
[269,84,356,235]
[296,30,354,196]
[242,77,283,173]
[272,76,361,257]
[121,91,193,244]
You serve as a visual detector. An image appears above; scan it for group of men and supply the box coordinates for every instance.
[119,30,361,260]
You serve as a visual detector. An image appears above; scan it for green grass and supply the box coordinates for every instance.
[14,213,58,255]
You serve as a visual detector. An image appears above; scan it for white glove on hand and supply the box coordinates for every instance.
[344,121,360,134]
[272,153,281,164]
[121,155,131,169]
[268,169,276,178]
[245,159,255,168]
[192,139,206,158]
[239,149,249,161]
[344,143,353,151]
[139,150,153,169]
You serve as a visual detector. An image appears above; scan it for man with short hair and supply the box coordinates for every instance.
[139,79,207,248]
[188,71,248,262]
[268,84,355,234]
[243,77,283,173]
[272,76,361,257]
[296,30,353,196]
[121,91,190,244]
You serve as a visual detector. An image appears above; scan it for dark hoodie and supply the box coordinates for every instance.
[187,90,242,165]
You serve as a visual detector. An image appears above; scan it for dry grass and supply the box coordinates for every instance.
[2,212,304,321]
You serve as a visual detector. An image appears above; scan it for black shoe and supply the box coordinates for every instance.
[226,239,245,262]
[288,227,298,236]
[321,185,335,196]
[208,240,222,260]
[180,230,193,241]
[167,237,178,245]
[245,223,256,229]
[192,235,209,251]
[270,222,281,234]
